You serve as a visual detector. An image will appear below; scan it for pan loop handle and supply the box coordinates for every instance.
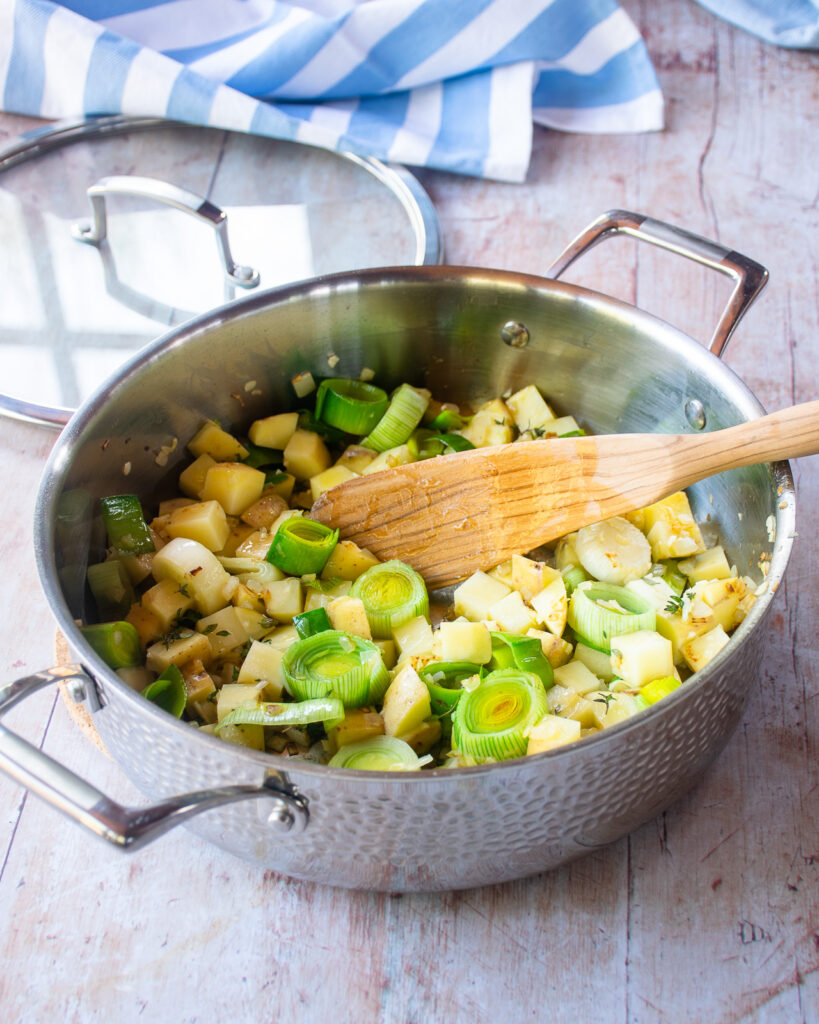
[0,666,308,851]
[71,175,261,289]
[545,209,768,358]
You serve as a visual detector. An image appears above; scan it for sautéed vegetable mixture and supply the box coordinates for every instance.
[80,375,761,770]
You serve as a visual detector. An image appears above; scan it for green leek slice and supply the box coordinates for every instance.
[266,517,339,575]
[361,384,430,452]
[489,632,553,691]
[293,607,332,638]
[350,559,429,638]
[419,661,482,716]
[561,564,589,596]
[142,665,186,718]
[296,409,349,444]
[328,735,428,771]
[86,559,135,619]
[654,559,687,596]
[314,378,389,434]
[240,440,282,469]
[215,695,345,732]
[416,431,475,458]
[80,620,142,669]
[451,668,548,762]
[282,630,388,707]
[637,675,681,708]
[568,582,655,653]
[426,408,465,432]
[100,494,155,555]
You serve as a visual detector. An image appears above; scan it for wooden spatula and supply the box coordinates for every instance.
[310,401,818,589]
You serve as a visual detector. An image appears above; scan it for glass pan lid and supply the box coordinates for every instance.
[0,116,442,427]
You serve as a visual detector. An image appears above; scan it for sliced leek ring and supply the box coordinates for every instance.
[282,629,388,707]
[568,581,656,653]
[350,559,429,638]
[451,668,548,762]
[328,735,428,771]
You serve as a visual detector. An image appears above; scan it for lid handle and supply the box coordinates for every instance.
[71,175,260,289]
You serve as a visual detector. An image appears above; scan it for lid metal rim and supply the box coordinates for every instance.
[0,114,443,427]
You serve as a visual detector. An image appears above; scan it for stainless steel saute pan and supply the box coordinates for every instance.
[0,211,792,892]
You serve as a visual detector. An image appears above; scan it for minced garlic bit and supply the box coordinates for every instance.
[244,379,257,392]
[154,437,178,467]
[765,515,776,543]
[292,371,316,397]
[359,367,375,382]
[327,353,339,368]
[122,461,132,476]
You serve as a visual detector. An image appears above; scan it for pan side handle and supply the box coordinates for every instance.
[0,667,308,851]
[545,209,768,358]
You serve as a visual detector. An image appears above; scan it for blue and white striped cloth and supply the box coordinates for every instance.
[0,0,664,181]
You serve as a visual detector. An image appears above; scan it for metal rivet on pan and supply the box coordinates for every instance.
[501,321,529,348]
[685,399,707,430]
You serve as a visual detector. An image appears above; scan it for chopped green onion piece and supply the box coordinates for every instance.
[142,665,186,718]
[328,735,426,771]
[561,564,589,596]
[489,632,553,691]
[639,675,681,706]
[293,607,333,639]
[100,494,155,555]
[568,582,656,653]
[361,384,430,452]
[350,559,429,639]
[266,517,339,575]
[241,441,282,469]
[86,559,135,619]
[80,620,142,669]
[419,661,482,716]
[215,696,345,732]
[426,409,465,432]
[451,669,548,762]
[315,378,389,435]
[282,630,388,707]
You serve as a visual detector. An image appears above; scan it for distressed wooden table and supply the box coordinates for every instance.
[1,3,817,1021]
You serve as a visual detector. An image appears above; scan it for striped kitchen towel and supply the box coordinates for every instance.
[0,0,664,182]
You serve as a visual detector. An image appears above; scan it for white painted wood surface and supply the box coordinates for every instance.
[0,2,817,1021]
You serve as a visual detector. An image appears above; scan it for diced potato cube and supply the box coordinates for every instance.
[321,540,381,581]
[655,608,707,665]
[240,493,288,530]
[684,577,747,633]
[610,630,674,688]
[158,497,196,516]
[572,642,617,682]
[263,625,300,649]
[179,453,216,499]
[237,639,285,700]
[642,491,706,560]
[235,528,275,560]
[585,691,643,729]
[511,555,560,602]
[530,576,568,636]
[262,577,303,622]
[393,615,434,659]
[201,462,266,516]
[453,571,511,621]
[328,596,372,639]
[399,718,442,755]
[335,445,377,474]
[265,475,296,502]
[432,621,492,664]
[526,714,581,754]
[310,464,358,501]
[526,629,574,668]
[361,444,414,475]
[217,522,256,558]
[458,398,514,448]
[216,681,267,721]
[327,708,385,754]
[381,664,431,738]
[196,606,251,656]
[230,581,267,614]
[553,661,601,696]
[187,420,248,461]
[681,625,730,673]
[487,590,537,634]
[375,639,397,669]
[141,577,195,633]
[547,685,600,729]
[146,629,212,674]
[151,537,231,615]
[530,415,580,437]
[283,429,331,480]
[626,575,677,611]
[248,411,299,450]
[216,723,264,750]
[125,602,163,646]
[180,658,217,711]
[487,559,516,588]
[506,385,554,432]
[233,606,275,639]
[303,580,352,612]
[678,546,732,582]
[165,499,230,552]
